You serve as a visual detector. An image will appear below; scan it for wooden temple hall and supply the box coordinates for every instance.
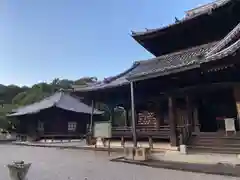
[8,91,103,141]
[74,0,240,153]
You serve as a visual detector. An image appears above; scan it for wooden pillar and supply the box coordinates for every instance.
[125,108,129,126]
[168,96,178,146]
[233,86,240,130]
[186,96,192,127]
[155,103,161,129]
[121,136,125,147]
[159,103,165,126]
[193,107,200,133]
[130,82,137,148]
[148,136,153,149]
[89,100,95,133]
[110,106,114,126]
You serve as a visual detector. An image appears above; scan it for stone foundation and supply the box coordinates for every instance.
[124,147,151,161]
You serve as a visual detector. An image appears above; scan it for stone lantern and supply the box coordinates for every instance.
[7,161,31,180]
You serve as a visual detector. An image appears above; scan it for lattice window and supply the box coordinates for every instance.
[68,122,77,131]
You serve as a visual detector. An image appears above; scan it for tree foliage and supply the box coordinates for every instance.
[0,77,98,106]
[74,77,98,85]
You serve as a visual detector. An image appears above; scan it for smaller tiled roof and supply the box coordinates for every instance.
[74,42,217,92]
[127,42,217,80]
[7,91,103,117]
[73,63,138,92]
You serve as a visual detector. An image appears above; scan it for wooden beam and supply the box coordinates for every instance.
[168,96,178,146]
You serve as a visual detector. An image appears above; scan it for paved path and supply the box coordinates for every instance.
[0,145,238,180]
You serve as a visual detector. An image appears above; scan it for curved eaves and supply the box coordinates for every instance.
[205,37,240,61]
[73,63,139,92]
[206,22,240,57]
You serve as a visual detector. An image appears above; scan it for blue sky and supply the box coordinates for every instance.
[0,0,212,86]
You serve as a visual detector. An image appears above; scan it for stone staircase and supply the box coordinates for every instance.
[188,132,240,154]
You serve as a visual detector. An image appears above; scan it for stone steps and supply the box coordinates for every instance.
[189,133,240,154]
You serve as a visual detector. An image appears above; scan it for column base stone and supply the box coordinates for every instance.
[124,147,151,161]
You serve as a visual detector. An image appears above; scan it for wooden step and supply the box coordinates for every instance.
[192,135,240,140]
[188,145,240,154]
[191,138,240,144]
[193,131,240,135]
[190,143,240,148]
[188,132,240,154]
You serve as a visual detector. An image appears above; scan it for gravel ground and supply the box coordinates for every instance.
[0,145,238,180]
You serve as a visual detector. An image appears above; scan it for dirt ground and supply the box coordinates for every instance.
[0,145,238,180]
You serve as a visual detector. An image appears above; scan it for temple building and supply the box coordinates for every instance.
[74,0,240,153]
[8,91,103,141]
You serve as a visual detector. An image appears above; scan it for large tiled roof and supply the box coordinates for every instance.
[185,0,230,18]
[7,91,103,116]
[131,0,231,37]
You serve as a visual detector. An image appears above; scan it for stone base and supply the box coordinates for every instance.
[86,136,96,145]
[124,147,134,160]
[27,135,38,142]
[179,145,187,154]
[124,147,151,161]
[237,154,240,159]
[169,146,179,151]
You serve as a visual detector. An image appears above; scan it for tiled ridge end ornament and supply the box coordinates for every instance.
[7,161,31,180]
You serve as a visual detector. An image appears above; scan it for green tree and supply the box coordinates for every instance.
[74,77,98,85]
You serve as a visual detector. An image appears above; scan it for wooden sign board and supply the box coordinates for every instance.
[224,118,236,132]
[236,103,240,114]
[94,122,112,138]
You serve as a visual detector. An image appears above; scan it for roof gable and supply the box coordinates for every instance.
[8,92,103,116]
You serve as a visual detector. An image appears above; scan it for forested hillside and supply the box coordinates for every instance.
[0,77,98,106]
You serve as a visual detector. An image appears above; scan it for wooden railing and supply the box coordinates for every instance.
[112,125,170,138]
[37,132,85,140]
[111,126,132,131]
[112,125,170,132]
